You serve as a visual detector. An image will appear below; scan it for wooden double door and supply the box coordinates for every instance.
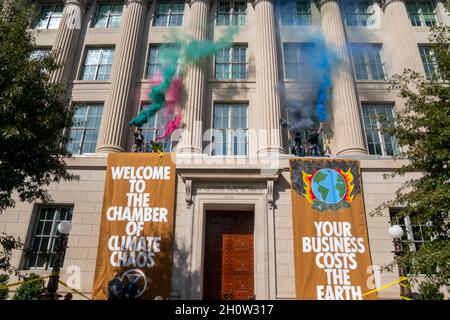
[203,211,254,300]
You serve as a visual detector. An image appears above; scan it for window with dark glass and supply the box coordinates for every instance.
[80,48,115,80]
[25,206,73,269]
[419,45,441,80]
[343,0,375,27]
[154,1,185,26]
[406,1,438,27]
[283,43,314,79]
[93,3,124,28]
[35,4,64,29]
[215,46,248,80]
[279,0,310,26]
[350,44,386,80]
[66,104,103,155]
[217,1,247,26]
[362,104,400,156]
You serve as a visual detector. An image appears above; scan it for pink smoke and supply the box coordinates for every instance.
[156,113,183,141]
[155,77,183,141]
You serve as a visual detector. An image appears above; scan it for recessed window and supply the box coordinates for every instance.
[80,48,115,80]
[278,0,310,26]
[25,206,73,270]
[212,104,248,156]
[93,3,124,28]
[343,0,375,27]
[154,1,185,26]
[406,0,438,27]
[418,45,441,80]
[215,46,248,80]
[217,1,247,26]
[350,44,386,80]
[146,44,180,80]
[283,43,314,80]
[137,106,175,153]
[362,104,400,156]
[389,209,431,252]
[66,104,103,155]
[35,4,64,29]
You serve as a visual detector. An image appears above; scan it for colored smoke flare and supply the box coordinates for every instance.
[156,113,182,141]
[129,28,238,131]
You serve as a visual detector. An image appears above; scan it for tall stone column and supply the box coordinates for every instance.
[97,0,148,153]
[50,0,88,84]
[176,0,209,154]
[254,0,284,155]
[318,0,367,155]
[382,0,424,75]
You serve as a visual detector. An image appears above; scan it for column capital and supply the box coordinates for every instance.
[251,0,274,8]
[379,0,405,10]
[314,0,339,10]
[189,0,210,6]
[124,0,149,5]
[64,0,91,6]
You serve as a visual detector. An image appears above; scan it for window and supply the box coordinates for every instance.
[389,209,431,252]
[279,0,310,26]
[212,104,248,156]
[362,104,400,156]
[350,44,386,80]
[283,43,314,79]
[25,206,73,269]
[215,46,248,80]
[154,1,185,26]
[93,3,124,28]
[35,4,64,29]
[343,0,375,27]
[138,106,174,152]
[406,1,438,27]
[80,48,115,80]
[146,44,180,80]
[419,46,440,80]
[66,104,103,155]
[217,1,247,26]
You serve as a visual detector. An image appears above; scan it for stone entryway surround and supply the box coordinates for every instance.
[174,168,280,300]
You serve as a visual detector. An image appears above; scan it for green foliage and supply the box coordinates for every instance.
[12,273,45,300]
[416,281,444,300]
[0,0,77,213]
[373,25,450,298]
[0,233,22,275]
[0,273,9,300]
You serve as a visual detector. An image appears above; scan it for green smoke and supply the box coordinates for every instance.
[129,28,238,128]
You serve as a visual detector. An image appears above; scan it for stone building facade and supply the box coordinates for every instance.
[1,0,449,299]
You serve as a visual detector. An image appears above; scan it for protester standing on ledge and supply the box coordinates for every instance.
[132,128,144,152]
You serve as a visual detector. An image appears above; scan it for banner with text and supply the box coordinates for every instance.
[290,158,376,300]
[92,153,176,300]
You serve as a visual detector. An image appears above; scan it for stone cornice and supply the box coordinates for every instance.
[124,0,149,5]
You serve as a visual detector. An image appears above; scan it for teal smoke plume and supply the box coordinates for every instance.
[129,28,238,128]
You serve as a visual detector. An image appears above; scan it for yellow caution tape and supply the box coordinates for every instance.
[0,275,51,290]
[58,280,92,300]
[362,276,410,297]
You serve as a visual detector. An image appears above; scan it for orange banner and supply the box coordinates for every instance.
[92,153,176,300]
[290,158,377,300]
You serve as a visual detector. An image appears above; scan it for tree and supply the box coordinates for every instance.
[0,273,9,300]
[12,273,45,300]
[374,24,449,299]
[0,0,76,214]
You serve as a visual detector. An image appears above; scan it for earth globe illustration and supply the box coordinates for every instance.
[311,169,347,204]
